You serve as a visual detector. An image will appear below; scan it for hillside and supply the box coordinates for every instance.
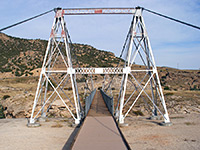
[158,67,200,91]
[0,32,200,91]
[0,33,199,120]
[0,33,121,77]
[0,33,46,76]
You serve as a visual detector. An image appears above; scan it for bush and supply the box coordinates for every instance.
[161,76,166,80]
[164,92,174,96]
[3,95,10,100]
[0,105,5,118]
[164,86,170,90]
[67,87,72,91]
[132,110,144,116]
[190,85,199,91]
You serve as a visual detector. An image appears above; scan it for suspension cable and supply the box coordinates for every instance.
[141,7,200,30]
[0,9,54,32]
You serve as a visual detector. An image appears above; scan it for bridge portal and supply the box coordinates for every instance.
[28,7,171,127]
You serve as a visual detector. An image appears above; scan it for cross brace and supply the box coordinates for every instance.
[29,7,171,126]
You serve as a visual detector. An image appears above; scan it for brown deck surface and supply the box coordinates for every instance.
[87,90,111,116]
[72,91,127,150]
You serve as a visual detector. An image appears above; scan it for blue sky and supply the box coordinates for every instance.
[0,0,200,69]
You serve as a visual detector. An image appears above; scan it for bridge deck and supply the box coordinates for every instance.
[72,91,128,150]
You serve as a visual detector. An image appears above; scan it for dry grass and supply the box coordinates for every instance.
[51,122,63,128]
[170,116,185,119]
[1,75,200,120]
[184,122,196,126]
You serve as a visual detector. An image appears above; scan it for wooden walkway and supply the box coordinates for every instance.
[72,91,128,150]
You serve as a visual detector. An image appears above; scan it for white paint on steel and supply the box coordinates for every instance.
[29,7,171,125]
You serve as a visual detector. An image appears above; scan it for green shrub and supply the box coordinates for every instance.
[132,110,144,116]
[164,86,170,90]
[164,92,174,96]
[3,95,10,100]
[190,85,199,91]
[0,105,5,119]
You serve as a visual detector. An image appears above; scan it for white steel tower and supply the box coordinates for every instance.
[28,7,171,126]
[29,8,81,125]
[116,8,171,125]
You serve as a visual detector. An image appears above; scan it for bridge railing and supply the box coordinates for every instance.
[85,89,96,116]
[100,89,114,115]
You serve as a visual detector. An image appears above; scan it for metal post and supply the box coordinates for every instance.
[141,14,171,124]
[118,11,137,124]
[102,75,106,90]
[91,75,94,91]
[29,17,56,124]
[144,38,157,118]
[60,12,81,124]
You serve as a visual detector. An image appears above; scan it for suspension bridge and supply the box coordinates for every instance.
[26,7,172,126]
[1,6,199,149]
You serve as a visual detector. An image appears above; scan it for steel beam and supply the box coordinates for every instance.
[29,7,171,126]
[63,8,137,15]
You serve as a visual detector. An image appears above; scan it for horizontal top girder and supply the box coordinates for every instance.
[62,8,138,15]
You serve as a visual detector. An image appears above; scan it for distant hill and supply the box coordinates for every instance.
[0,32,199,91]
[0,33,47,76]
[0,33,121,77]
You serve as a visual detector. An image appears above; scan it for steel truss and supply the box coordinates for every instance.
[30,9,81,124]
[116,9,170,124]
[29,7,171,125]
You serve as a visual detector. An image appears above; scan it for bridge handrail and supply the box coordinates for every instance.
[100,89,114,115]
[85,89,96,116]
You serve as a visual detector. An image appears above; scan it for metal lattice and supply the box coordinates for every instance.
[29,7,171,125]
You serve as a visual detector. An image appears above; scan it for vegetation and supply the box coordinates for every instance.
[132,110,144,116]
[184,122,196,126]
[190,85,200,91]
[0,104,5,119]
[0,33,47,76]
[51,122,63,128]
[0,33,121,76]
[164,86,170,90]
[3,95,10,100]
[164,92,174,96]
[0,33,199,92]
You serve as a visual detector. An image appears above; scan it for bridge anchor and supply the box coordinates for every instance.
[27,119,40,127]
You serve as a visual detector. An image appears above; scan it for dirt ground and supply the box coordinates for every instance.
[0,113,199,150]
[0,118,74,150]
[122,113,200,150]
